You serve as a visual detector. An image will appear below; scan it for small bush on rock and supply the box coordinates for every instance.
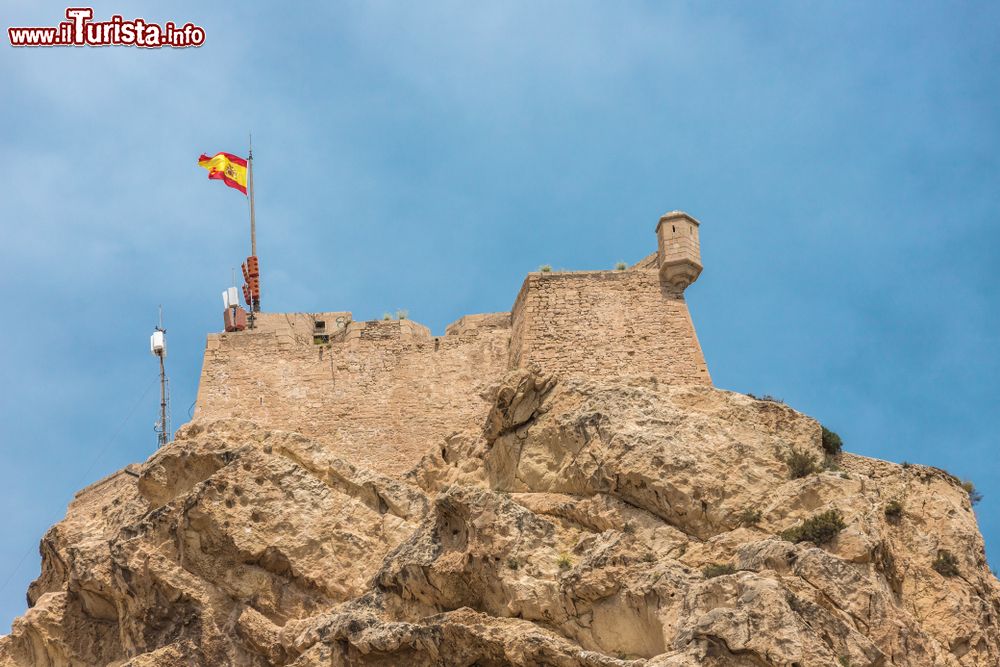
[931,549,959,577]
[539,264,552,273]
[884,500,904,524]
[615,261,627,271]
[737,507,762,527]
[821,426,843,456]
[961,480,983,506]
[556,553,573,570]
[746,392,784,403]
[779,510,846,545]
[784,447,819,479]
[703,563,736,579]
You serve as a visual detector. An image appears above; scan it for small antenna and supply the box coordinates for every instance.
[150,306,170,448]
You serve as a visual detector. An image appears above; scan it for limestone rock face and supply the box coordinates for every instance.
[3,374,998,666]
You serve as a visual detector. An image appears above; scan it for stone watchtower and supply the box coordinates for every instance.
[656,211,702,289]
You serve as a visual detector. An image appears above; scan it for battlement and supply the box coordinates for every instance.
[193,211,711,474]
[509,267,709,383]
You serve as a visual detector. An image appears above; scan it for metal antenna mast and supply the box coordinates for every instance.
[151,306,170,448]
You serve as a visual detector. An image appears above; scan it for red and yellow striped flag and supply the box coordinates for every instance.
[197,152,248,194]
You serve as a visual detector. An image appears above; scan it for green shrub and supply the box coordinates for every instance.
[506,557,519,570]
[746,392,784,403]
[556,553,573,570]
[779,509,846,545]
[736,506,762,527]
[395,309,408,320]
[961,480,983,505]
[931,549,959,577]
[382,312,392,321]
[884,500,904,524]
[615,261,627,271]
[642,552,656,563]
[821,426,843,456]
[703,562,736,579]
[784,447,819,479]
[539,264,552,273]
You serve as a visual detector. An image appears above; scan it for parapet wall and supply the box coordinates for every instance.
[509,268,710,384]
[194,314,511,476]
[194,233,712,475]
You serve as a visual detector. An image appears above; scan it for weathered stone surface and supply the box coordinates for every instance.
[3,373,997,666]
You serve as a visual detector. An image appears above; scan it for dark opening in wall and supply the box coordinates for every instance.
[315,320,326,330]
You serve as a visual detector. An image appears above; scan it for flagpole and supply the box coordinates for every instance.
[249,134,257,260]
[248,132,259,313]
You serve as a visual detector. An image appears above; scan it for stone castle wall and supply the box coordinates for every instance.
[194,313,511,476]
[509,268,710,384]
[194,236,711,474]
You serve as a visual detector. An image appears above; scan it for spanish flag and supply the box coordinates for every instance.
[197,152,248,194]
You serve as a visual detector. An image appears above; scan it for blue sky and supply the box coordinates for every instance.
[1,1,998,630]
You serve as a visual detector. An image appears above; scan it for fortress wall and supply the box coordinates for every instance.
[243,312,353,339]
[193,249,713,474]
[509,269,711,384]
[631,252,659,270]
[445,312,511,336]
[194,318,511,476]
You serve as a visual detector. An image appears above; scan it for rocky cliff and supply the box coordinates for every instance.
[2,369,998,666]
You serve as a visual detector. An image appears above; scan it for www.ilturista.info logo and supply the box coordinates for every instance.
[8,8,205,48]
